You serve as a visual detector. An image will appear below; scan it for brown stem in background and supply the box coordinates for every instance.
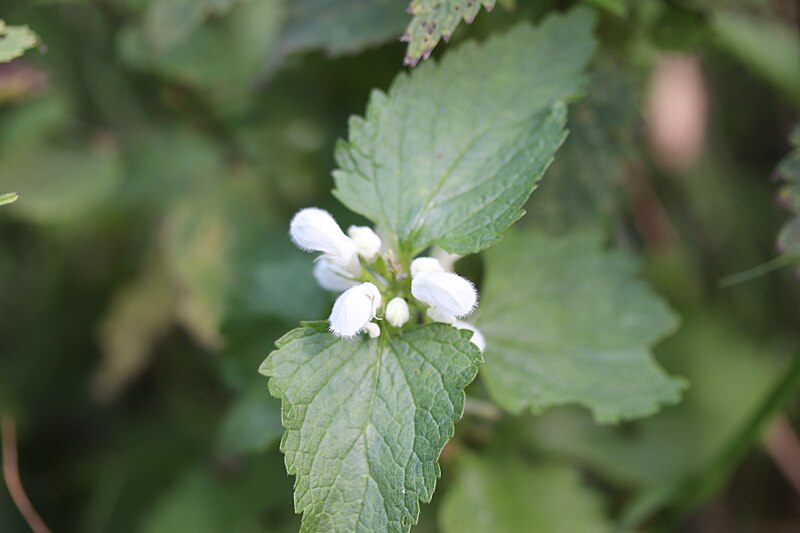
[763,416,800,497]
[1,415,52,533]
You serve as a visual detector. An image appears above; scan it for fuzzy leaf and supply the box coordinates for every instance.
[334,9,596,256]
[477,231,685,423]
[439,454,610,533]
[261,322,481,532]
[0,21,39,63]
[403,0,495,66]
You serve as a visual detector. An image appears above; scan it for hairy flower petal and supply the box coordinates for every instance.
[329,282,382,338]
[412,271,477,317]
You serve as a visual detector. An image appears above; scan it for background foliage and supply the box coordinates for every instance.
[0,0,799,531]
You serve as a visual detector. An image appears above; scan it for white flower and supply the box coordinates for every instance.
[362,322,381,338]
[427,307,456,324]
[385,297,410,327]
[290,208,359,271]
[412,271,477,317]
[410,257,444,278]
[347,225,382,261]
[313,258,359,292]
[329,282,382,338]
[455,321,486,352]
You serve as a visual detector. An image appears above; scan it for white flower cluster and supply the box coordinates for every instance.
[289,208,485,352]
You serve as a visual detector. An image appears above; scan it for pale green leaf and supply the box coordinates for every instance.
[0,21,39,63]
[278,0,407,56]
[261,322,482,532]
[144,0,240,52]
[439,454,610,533]
[0,192,18,207]
[477,230,685,423]
[334,9,597,256]
[403,0,495,66]
[777,126,800,256]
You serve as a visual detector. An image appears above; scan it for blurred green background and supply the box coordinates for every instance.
[0,0,799,531]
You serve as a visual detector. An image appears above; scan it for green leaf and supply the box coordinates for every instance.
[278,0,407,57]
[0,192,18,207]
[439,454,610,533]
[144,0,240,52]
[334,9,597,256]
[0,20,39,63]
[261,322,482,532]
[476,230,685,423]
[403,0,496,66]
[777,126,800,256]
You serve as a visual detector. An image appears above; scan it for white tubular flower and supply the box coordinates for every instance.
[362,322,381,338]
[329,282,382,338]
[313,259,359,292]
[412,271,477,317]
[290,208,359,270]
[427,307,456,324]
[455,321,486,352]
[385,297,410,327]
[347,225,382,261]
[410,257,444,278]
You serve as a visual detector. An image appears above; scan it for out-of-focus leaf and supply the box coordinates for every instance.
[477,230,685,423]
[0,144,122,223]
[144,0,240,52]
[92,254,176,403]
[160,176,267,348]
[217,382,282,455]
[334,9,596,256]
[534,316,787,489]
[261,322,481,532]
[277,0,407,57]
[439,454,610,533]
[119,0,283,105]
[403,0,496,66]
[140,452,295,533]
[0,20,39,63]
[527,66,635,233]
[712,12,800,104]
[0,192,18,206]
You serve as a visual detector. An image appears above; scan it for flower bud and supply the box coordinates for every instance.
[290,208,358,270]
[385,297,410,327]
[411,271,477,317]
[347,225,382,261]
[362,322,381,338]
[427,307,455,324]
[454,321,486,352]
[410,257,444,278]
[329,282,382,338]
[313,258,359,292]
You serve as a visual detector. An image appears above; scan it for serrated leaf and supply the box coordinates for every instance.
[476,230,685,423]
[144,0,240,52]
[278,0,407,57]
[403,0,495,66]
[0,20,39,63]
[0,192,18,207]
[334,9,597,256]
[439,454,610,533]
[261,322,482,532]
